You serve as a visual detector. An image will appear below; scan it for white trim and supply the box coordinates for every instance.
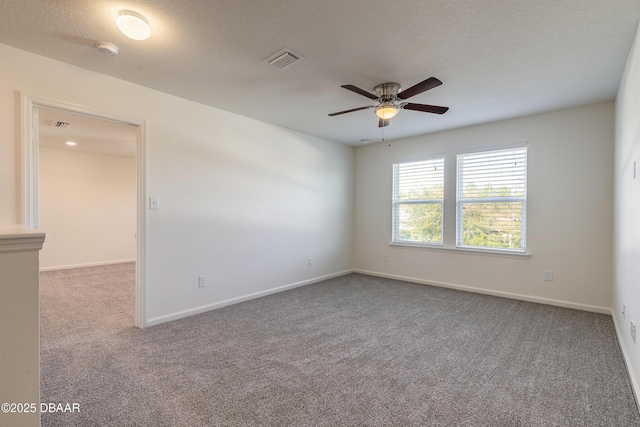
[389,242,531,259]
[456,141,529,155]
[146,270,353,327]
[39,259,135,272]
[135,122,148,328]
[0,236,46,253]
[19,94,38,228]
[0,225,46,253]
[390,241,444,249]
[392,152,445,164]
[20,93,148,329]
[353,269,611,314]
[612,313,640,408]
[21,94,144,127]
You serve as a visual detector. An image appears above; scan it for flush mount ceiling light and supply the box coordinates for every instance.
[65,141,77,146]
[116,11,151,40]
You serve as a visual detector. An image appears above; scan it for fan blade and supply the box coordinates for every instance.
[341,85,379,100]
[402,103,449,114]
[378,118,390,127]
[328,106,373,116]
[397,77,443,100]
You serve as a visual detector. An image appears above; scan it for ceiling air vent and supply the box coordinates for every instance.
[50,120,71,128]
[264,48,305,71]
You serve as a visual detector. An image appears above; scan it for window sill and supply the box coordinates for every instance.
[389,242,531,259]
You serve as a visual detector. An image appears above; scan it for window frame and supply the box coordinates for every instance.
[391,154,445,246]
[455,146,527,253]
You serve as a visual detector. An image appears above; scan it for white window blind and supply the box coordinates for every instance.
[456,147,527,252]
[392,156,444,245]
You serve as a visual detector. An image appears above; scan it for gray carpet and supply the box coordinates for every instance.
[40,264,640,426]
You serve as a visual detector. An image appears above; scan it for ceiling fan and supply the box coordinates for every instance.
[328,77,449,127]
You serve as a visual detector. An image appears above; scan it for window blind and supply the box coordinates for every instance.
[456,147,527,252]
[392,156,444,245]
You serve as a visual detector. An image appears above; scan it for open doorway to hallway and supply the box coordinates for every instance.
[37,107,138,327]
[20,94,147,328]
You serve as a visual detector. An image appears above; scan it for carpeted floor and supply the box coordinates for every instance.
[40,264,640,426]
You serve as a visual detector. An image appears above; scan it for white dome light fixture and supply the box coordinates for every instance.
[116,11,151,41]
[375,102,399,120]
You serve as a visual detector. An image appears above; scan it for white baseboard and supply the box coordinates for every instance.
[146,270,353,327]
[40,259,135,272]
[612,313,640,407]
[353,269,612,314]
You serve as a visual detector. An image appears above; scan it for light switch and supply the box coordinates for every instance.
[149,197,160,210]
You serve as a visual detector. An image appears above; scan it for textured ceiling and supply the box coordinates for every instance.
[1,0,639,145]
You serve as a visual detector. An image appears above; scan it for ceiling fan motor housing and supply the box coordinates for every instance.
[374,82,401,101]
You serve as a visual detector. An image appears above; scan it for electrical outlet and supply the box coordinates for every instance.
[384,253,388,262]
[632,320,636,344]
[622,304,626,318]
[198,276,206,288]
[307,257,312,267]
[544,271,553,282]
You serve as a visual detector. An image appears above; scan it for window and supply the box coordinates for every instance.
[392,155,444,245]
[456,147,527,252]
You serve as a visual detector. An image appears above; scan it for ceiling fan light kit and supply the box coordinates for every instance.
[329,77,449,128]
[375,103,399,119]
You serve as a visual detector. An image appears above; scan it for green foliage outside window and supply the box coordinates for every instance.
[396,185,443,244]
[459,182,523,249]
[399,183,523,249]
[460,201,522,249]
[398,202,442,243]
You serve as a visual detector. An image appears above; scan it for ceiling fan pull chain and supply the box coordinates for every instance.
[382,121,391,147]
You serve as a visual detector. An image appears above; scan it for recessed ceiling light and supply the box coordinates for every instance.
[65,141,77,146]
[116,11,151,41]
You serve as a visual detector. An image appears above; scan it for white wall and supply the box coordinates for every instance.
[614,22,640,401]
[38,148,136,270]
[0,43,354,324]
[354,102,614,312]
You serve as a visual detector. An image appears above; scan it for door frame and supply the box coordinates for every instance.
[20,93,148,328]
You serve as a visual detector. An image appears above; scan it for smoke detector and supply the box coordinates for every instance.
[96,41,119,56]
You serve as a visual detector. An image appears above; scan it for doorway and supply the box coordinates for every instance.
[20,94,147,328]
